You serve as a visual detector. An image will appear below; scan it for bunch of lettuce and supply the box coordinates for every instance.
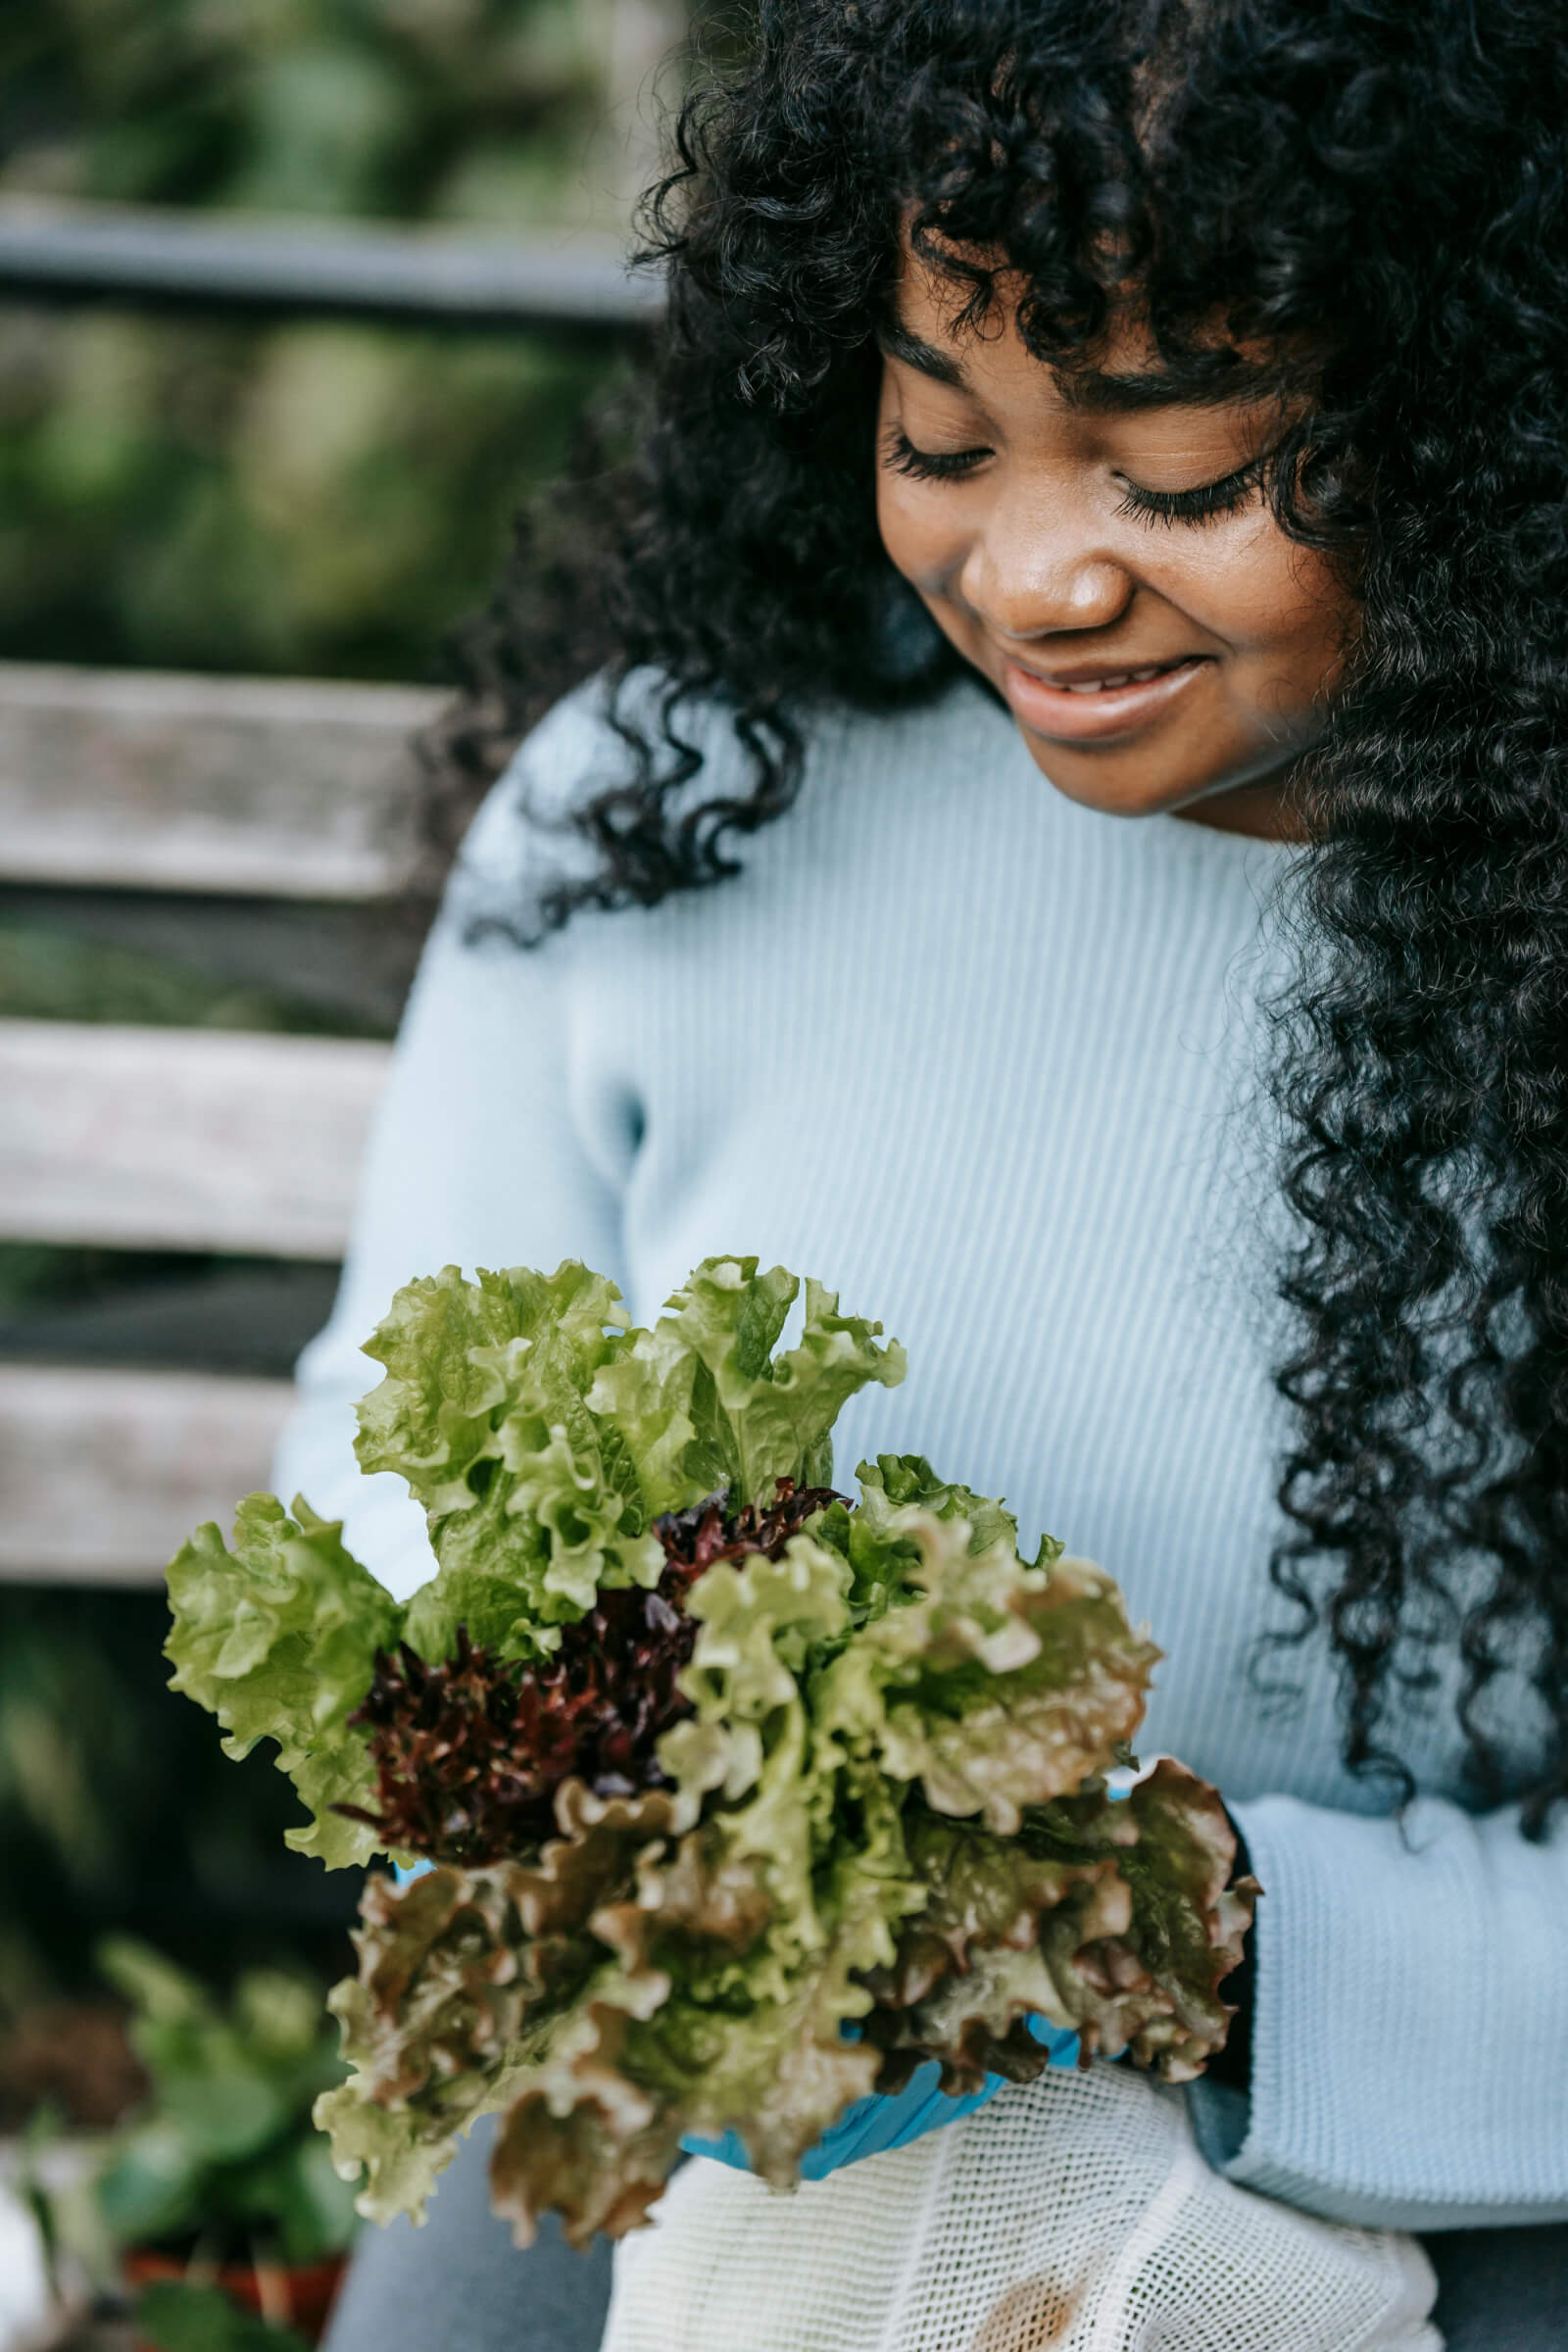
[165,1256,1257,2250]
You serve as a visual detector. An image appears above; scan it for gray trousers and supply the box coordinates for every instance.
[323,2117,1566,2352]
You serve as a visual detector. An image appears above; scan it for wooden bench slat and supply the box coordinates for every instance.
[0,1362,293,1585]
[0,1019,391,1258]
[0,197,660,331]
[0,883,418,1031]
[0,662,442,901]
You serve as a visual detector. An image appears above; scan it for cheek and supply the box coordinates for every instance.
[1156,531,1353,732]
[1165,524,1347,667]
[876,473,966,594]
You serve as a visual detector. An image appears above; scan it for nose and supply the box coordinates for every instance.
[958,507,1134,642]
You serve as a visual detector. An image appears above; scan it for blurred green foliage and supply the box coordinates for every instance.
[0,920,383,1034]
[0,311,611,678]
[1,0,620,224]
[95,1936,358,2263]
[0,1587,366,2010]
[134,2282,311,2352]
[0,0,639,678]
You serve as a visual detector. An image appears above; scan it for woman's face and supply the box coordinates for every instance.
[875,254,1356,834]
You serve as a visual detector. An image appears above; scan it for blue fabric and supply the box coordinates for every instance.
[680,2017,1081,2178]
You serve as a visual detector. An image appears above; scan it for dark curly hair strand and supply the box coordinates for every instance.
[428,0,1568,1833]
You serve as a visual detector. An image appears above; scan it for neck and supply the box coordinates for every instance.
[1172,772,1309,843]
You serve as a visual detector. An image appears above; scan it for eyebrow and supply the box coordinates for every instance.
[876,317,967,388]
[876,318,1274,413]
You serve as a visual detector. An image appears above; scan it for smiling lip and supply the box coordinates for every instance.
[1000,654,1209,744]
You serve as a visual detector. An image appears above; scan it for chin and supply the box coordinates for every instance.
[1013,735,1200,820]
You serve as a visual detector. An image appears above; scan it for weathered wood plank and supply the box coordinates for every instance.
[0,1362,292,1585]
[0,662,442,900]
[0,1020,391,1257]
[0,197,660,331]
[0,884,418,1031]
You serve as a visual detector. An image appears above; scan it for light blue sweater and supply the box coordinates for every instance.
[275,673,1568,2234]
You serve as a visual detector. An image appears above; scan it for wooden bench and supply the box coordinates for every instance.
[0,660,444,1585]
[0,192,658,1592]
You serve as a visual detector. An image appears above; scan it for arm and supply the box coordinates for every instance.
[271,691,636,1600]
[1186,1789,1568,2230]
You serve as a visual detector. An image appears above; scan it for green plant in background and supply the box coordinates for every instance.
[0,0,653,680]
[1,0,627,225]
[0,1588,362,2015]
[0,312,612,682]
[93,1936,358,2267]
[135,2279,310,2352]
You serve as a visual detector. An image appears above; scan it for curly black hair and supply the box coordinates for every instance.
[427,0,1568,1834]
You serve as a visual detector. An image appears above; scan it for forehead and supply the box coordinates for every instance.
[884,245,1283,416]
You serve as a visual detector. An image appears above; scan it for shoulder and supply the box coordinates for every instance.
[448,673,647,905]
[445,666,1019,928]
[446,671,745,919]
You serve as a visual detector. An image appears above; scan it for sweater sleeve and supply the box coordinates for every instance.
[270,691,635,1601]
[1191,1789,1568,2230]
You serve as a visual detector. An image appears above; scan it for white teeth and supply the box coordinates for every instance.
[1058,665,1166,694]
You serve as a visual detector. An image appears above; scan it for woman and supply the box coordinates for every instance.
[283,1,1568,2343]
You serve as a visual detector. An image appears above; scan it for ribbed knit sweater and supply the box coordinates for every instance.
[275,673,1568,2233]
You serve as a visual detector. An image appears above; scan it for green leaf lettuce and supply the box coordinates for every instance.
[162,1253,1255,2252]
[165,1494,401,1868]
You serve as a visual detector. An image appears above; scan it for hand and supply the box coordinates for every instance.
[679,2014,1082,2179]
[1203,1806,1255,2092]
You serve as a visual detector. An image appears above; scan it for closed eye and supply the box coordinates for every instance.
[886,425,1268,524]
[881,426,993,482]
[1113,458,1265,527]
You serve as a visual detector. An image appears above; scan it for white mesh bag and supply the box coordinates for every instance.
[600,2063,1440,2352]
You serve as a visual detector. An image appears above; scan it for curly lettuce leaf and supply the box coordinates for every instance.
[580,1319,703,1520]
[656,1529,935,2050]
[358,1257,902,1663]
[612,1906,883,2186]
[355,1261,627,1511]
[489,1813,782,2246]
[318,1786,694,2225]
[812,1507,1158,1832]
[811,1452,1052,1629]
[487,1979,687,2250]
[321,1788,802,2246]
[658,1532,858,1970]
[863,1768,1257,2092]
[1029,1760,1260,2078]
[858,1813,1124,2093]
[649,1258,906,1507]
[488,1783,917,2242]
[359,1263,662,1658]
[165,1494,401,1868]
[859,1451,1031,1562]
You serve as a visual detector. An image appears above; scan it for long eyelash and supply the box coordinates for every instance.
[881,426,990,482]
[882,425,1267,520]
[1114,458,1265,527]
